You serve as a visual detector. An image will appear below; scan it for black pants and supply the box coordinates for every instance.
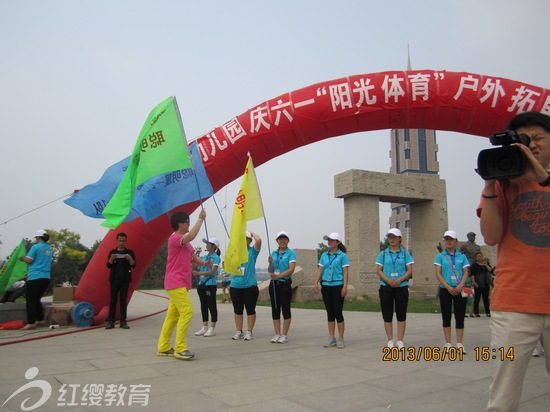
[379,285,409,322]
[107,280,129,323]
[438,288,467,328]
[25,278,50,324]
[321,285,345,323]
[474,287,491,315]
[197,285,218,322]
[269,281,292,320]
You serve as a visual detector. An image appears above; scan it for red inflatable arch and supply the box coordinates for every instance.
[75,70,550,324]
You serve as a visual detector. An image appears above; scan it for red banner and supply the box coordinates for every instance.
[75,70,549,323]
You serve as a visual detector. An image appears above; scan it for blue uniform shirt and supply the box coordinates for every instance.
[318,250,350,286]
[26,242,53,281]
[270,248,297,281]
[434,249,470,288]
[230,246,260,288]
[376,247,414,287]
[198,253,220,286]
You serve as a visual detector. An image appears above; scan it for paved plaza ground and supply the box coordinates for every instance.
[1,290,548,411]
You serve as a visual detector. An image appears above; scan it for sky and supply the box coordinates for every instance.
[1,0,549,264]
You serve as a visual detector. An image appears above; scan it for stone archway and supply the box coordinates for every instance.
[335,169,448,297]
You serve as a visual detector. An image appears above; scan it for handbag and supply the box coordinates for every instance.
[461,287,474,298]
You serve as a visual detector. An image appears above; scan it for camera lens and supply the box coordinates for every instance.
[476,146,526,180]
[495,155,514,172]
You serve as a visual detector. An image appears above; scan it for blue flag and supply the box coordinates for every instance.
[64,142,213,223]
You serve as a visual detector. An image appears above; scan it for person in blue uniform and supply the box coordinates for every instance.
[313,232,349,349]
[20,229,53,330]
[267,231,296,344]
[229,231,262,341]
[376,228,414,350]
[193,238,221,337]
[434,230,470,354]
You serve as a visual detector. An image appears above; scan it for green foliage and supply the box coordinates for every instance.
[316,242,329,260]
[137,242,167,289]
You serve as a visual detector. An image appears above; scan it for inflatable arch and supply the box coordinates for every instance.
[75,70,550,324]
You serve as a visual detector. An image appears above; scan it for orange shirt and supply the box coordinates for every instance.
[478,179,550,314]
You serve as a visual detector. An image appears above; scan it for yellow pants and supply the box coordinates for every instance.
[157,288,194,353]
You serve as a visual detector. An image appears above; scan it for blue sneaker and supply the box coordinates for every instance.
[324,337,337,348]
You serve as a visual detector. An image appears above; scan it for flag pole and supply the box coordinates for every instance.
[247,154,270,254]
[173,96,209,240]
[248,153,276,307]
[212,194,230,238]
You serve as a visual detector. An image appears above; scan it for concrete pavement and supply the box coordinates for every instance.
[1,290,548,411]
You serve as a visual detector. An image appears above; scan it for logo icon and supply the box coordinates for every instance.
[2,367,52,411]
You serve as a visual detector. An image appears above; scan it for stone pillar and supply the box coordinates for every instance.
[335,169,449,298]
[409,195,448,296]
[343,195,380,297]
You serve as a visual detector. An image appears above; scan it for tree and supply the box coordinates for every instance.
[137,242,168,289]
[316,242,329,260]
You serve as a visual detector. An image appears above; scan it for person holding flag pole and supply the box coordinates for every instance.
[229,230,262,341]
[157,209,212,360]
[224,155,265,341]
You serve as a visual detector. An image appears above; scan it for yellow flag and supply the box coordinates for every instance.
[224,156,263,275]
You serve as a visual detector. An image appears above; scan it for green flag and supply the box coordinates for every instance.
[0,239,27,295]
[102,96,193,228]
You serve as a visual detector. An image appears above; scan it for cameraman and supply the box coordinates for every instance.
[478,112,550,412]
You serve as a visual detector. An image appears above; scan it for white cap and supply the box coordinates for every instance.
[323,232,342,242]
[276,231,290,240]
[246,231,252,239]
[386,228,402,237]
[443,230,458,240]
[34,229,47,238]
[202,237,220,249]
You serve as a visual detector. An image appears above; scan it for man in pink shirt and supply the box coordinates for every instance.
[157,209,211,360]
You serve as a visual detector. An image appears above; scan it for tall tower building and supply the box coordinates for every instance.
[388,49,440,250]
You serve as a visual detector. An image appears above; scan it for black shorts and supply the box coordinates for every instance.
[230,286,259,315]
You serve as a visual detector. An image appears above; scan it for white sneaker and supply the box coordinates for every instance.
[204,327,216,337]
[337,338,345,349]
[271,334,281,343]
[244,331,253,341]
[278,335,288,344]
[387,340,395,348]
[232,331,244,340]
[443,342,452,351]
[456,343,467,354]
[396,341,404,350]
[194,326,208,336]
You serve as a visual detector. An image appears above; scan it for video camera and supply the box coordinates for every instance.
[476,130,531,180]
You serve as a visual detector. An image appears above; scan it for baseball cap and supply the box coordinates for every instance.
[323,232,342,242]
[386,228,402,237]
[443,230,458,240]
[202,237,220,249]
[34,229,47,238]
[246,231,252,239]
[275,231,289,240]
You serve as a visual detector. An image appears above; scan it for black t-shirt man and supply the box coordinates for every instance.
[105,233,136,329]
